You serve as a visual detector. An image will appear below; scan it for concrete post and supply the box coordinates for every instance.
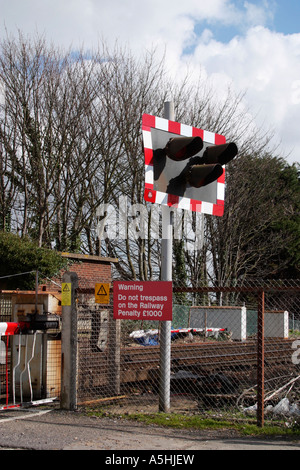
[60,272,78,410]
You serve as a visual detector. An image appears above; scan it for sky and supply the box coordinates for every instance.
[0,0,300,165]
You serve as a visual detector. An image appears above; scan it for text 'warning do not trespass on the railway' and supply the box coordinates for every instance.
[113,281,172,321]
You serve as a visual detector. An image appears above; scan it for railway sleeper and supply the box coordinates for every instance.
[170,369,239,397]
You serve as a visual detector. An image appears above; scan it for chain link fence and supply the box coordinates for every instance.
[76,278,300,426]
[1,273,299,425]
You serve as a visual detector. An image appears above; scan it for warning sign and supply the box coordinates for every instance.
[95,283,110,304]
[113,281,172,321]
[61,283,71,306]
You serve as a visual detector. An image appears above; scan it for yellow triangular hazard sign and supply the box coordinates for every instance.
[61,283,71,305]
[97,284,107,296]
[95,283,110,304]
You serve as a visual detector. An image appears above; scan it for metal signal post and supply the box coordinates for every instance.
[159,101,174,413]
[142,102,238,413]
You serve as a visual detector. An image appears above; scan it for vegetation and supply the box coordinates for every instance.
[206,155,300,286]
[0,30,299,284]
[0,231,67,289]
[85,408,300,437]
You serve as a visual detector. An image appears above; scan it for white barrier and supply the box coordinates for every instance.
[189,306,247,341]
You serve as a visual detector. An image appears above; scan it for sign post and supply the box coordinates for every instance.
[61,272,78,411]
[159,101,174,412]
[141,100,238,413]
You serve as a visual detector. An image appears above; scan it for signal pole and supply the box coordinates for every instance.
[159,101,174,412]
[142,104,238,413]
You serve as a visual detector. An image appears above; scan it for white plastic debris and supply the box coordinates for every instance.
[265,404,273,414]
[244,403,257,415]
[289,403,300,416]
[273,398,290,415]
[243,398,300,417]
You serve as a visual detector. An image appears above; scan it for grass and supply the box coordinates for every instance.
[84,408,300,438]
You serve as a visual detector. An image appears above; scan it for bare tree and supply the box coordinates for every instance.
[205,153,299,288]
[0,32,119,248]
[1,31,295,286]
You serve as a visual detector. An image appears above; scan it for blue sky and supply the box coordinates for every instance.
[189,1,300,49]
[272,1,300,34]
[0,0,299,164]
[202,0,300,38]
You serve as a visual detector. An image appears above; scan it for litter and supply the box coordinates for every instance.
[129,327,227,346]
[129,329,159,346]
[244,398,300,417]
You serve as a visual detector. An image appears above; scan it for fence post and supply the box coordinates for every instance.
[108,311,121,395]
[257,290,265,427]
[60,271,78,410]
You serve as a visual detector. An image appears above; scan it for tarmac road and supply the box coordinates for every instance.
[0,408,299,452]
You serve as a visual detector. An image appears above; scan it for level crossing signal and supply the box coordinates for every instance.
[142,113,238,216]
[158,136,238,191]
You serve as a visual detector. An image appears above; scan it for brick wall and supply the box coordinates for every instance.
[41,253,118,292]
[64,259,112,288]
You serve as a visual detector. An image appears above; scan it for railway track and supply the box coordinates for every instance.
[78,338,297,388]
[121,338,295,369]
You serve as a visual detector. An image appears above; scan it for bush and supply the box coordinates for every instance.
[0,231,67,289]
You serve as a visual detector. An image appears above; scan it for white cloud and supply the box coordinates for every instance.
[243,0,275,27]
[0,0,253,52]
[180,25,300,163]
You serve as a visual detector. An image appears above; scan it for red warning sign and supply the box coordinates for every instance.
[113,281,172,321]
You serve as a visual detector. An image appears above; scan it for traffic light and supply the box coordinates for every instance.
[154,136,237,195]
[201,143,238,165]
[184,142,238,188]
[187,162,223,188]
[164,136,203,161]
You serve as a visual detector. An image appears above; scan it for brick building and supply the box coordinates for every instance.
[41,252,118,292]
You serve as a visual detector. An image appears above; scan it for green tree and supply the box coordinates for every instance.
[0,231,67,289]
[206,155,300,286]
[269,162,300,278]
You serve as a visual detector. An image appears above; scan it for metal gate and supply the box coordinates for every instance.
[0,291,61,410]
[0,321,60,410]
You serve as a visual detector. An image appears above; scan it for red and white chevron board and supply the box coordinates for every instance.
[0,322,28,336]
[142,113,226,216]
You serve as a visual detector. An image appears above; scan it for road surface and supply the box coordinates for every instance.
[0,408,299,452]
